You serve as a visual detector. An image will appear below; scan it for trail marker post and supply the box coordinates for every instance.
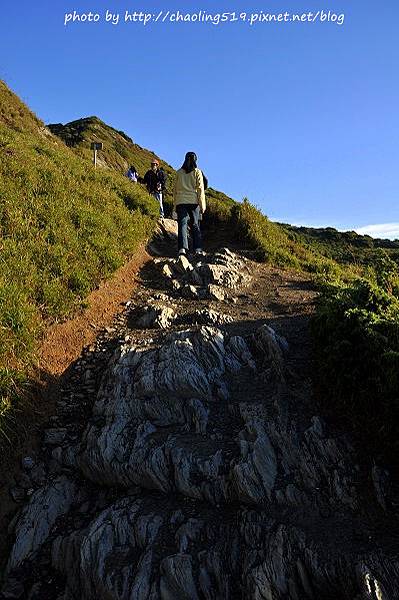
[91,142,103,168]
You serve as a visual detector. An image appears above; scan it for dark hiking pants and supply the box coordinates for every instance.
[176,204,202,251]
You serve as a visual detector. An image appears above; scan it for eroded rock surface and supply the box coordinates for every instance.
[135,304,177,330]
[2,246,399,599]
[155,247,251,301]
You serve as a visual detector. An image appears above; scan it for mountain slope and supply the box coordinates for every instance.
[0,80,44,134]
[48,116,174,179]
[280,222,399,265]
[0,80,159,443]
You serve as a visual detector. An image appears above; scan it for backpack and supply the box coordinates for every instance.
[158,169,167,187]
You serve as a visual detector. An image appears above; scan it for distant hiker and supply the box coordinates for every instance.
[173,151,206,256]
[143,159,164,218]
[126,165,138,182]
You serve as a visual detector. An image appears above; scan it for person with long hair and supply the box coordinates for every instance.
[173,151,206,256]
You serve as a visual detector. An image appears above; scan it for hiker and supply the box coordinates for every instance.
[173,151,206,256]
[142,159,164,218]
[126,165,138,182]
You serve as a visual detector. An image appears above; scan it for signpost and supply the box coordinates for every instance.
[90,142,103,168]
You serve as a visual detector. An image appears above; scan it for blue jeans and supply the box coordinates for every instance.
[177,204,202,251]
[152,191,164,217]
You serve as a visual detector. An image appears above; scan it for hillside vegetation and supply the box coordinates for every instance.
[48,117,175,188]
[280,222,399,266]
[0,80,159,442]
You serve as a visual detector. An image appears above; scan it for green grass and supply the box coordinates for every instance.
[0,125,158,351]
[0,80,159,448]
[0,368,29,444]
[204,195,356,282]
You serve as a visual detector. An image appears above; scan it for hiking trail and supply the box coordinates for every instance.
[1,219,398,600]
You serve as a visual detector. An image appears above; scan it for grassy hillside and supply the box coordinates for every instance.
[48,117,175,184]
[280,223,399,266]
[0,81,43,134]
[0,80,159,443]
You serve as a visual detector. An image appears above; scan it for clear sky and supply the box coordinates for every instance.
[1,0,398,237]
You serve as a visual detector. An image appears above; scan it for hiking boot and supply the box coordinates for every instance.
[178,248,186,256]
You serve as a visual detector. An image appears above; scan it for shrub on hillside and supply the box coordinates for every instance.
[312,277,399,461]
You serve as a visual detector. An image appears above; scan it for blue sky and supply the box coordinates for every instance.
[1,0,398,238]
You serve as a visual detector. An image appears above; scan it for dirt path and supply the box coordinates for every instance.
[39,245,151,376]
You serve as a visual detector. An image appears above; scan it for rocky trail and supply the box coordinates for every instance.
[1,219,399,599]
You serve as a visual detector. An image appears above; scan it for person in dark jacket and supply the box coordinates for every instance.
[142,159,164,218]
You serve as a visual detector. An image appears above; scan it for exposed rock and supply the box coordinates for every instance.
[47,498,399,600]
[16,473,32,490]
[181,284,199,299]
[252,323,287,382]
[171,279,181,292]
[43,428,67,446]
[10,487,25,503]
[197,249,250,288]
[207,284,225,301]
[156,248,251,303]
[77,327,260,499]
[162,263,174,279]
[372,465,390,511]
[152,292,169,302]
[136,304,176,330]
[1,577,25,599]
[3,244,399,599]
[7,476,80,572]
[174,255,193,275]
[189,268,203,286]
[30,465,46,485]
[147,219,178,256]
[193,308,233,326]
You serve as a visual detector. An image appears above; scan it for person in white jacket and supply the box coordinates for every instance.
[173,152,206,256]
